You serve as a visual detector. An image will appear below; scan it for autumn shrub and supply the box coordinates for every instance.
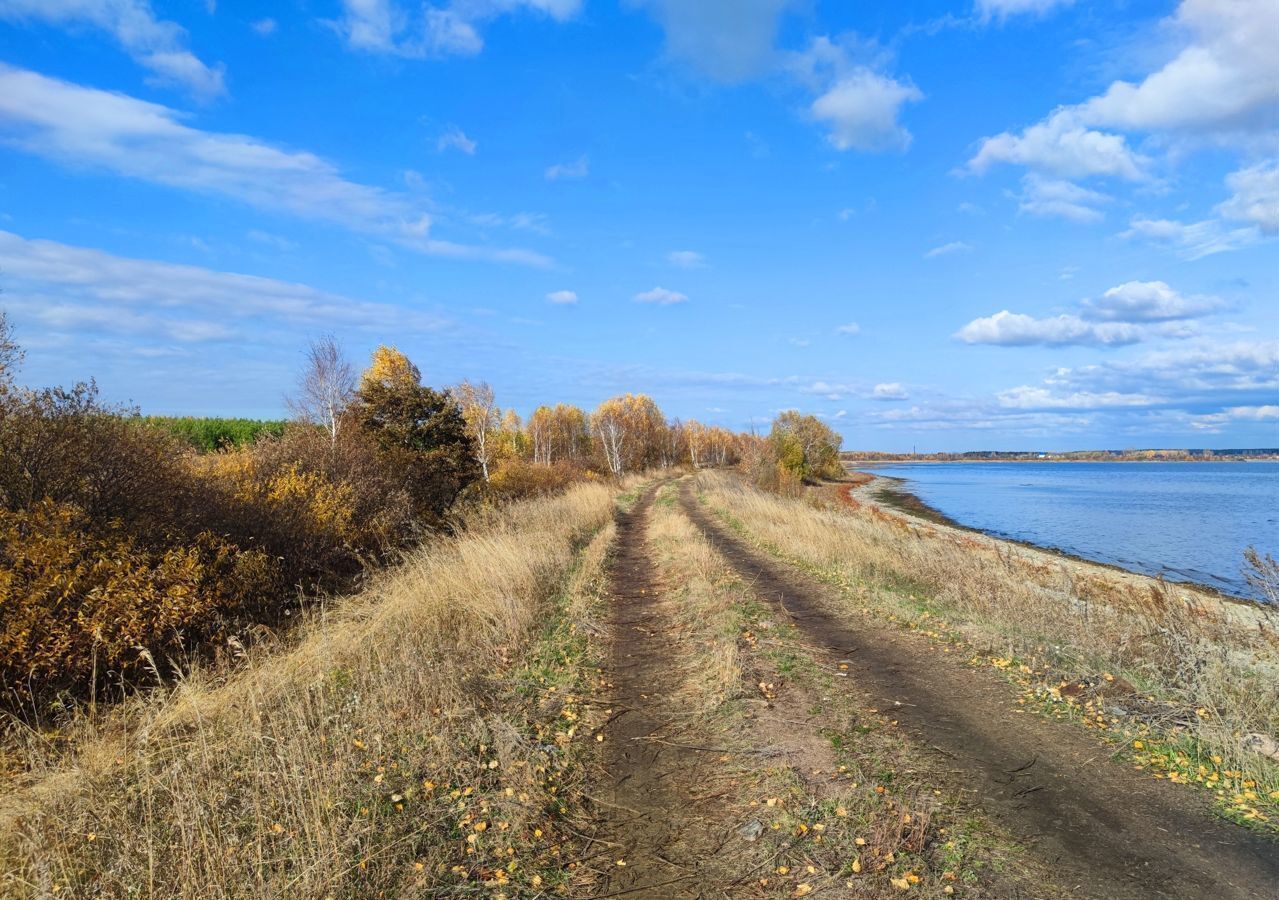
[0,500,277,709]
[487,457,585,501]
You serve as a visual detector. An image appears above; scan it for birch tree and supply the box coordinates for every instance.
[287,335,355,445]
[452,380,500,482]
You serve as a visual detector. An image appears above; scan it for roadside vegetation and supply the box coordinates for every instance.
[693,470,1279,828]
[1,482,617,897]
[0,315,753,719]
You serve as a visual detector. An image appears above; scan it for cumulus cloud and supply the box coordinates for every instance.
[634,286,688,305]
[955,311,1148,347]
[1076,0,1279,138]
[1189,405,1279,431]
[957,279,1223,347]
[872,382,909,400]
[969,0,1279,194]
[924,240,972,258]
[667,250,706,268]
[1217,161,1279,233]
[0,66,548,266]
[1017,174,1111,222]
[0,229,448,347]
[545,156,589,180]
[437,125,477,154]
[968,110,1147,180]
[545,289,578,305]
[836,322,861,335]
[793,38,922,152]
[334,0,580,58]
[1081,280,1224,322]
[251,18,277,36]
[0,0,225,98]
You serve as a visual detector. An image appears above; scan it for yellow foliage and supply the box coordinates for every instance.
[0,499,275,701]
[360,345,420,391]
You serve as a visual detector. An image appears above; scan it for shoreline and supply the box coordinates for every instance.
[842,469,1259,608]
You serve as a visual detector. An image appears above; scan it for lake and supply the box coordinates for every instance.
[857,461,1279,600]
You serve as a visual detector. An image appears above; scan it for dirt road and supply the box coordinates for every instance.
[678,480,1279,900]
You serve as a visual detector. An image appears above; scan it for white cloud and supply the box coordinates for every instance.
[836,322,861,336]
[545,156,589,180]
[437,125,477,155]
[335,0,580,58]
[968,110,1147,180]
[629,0,799,83]
[996,386,1161,409]
[872,382,909,400]
[1189,405,1279,431]
[975,0,1074,21]
[810,67,923,152]
[667,249,706,268]
[1218,160,1279,233]
[545,289,578,305]
[1017,174,1111,222]
[1121,216,1262,260]
[0,229,448,346]
[955,311,1150,347]
[634,286,688,305]
[1076,0,1279,138]
[251,17,277,36]
[0,0,225,98]
[924,240,972,258]
[0,65,548,266]
[1082,280,1223,322]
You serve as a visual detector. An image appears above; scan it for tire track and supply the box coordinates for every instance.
[680,479,1279,900]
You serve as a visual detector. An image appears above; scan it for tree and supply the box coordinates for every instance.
[769,411,842,481]
[451,380,500,482]
[354,346,478,519]
[286,335,355,445]
[590,394,667,476]
[527,404,590,465]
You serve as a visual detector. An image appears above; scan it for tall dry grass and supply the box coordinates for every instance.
[0,481,616,898]
[695,471,1279,798]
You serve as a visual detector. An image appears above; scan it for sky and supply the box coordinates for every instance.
[0,0,1276,452]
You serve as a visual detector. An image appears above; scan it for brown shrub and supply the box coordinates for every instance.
[487,458,585,501]
[0,500,277,709]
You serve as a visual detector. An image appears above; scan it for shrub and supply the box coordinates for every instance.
[0,499,277,708]
[488,458,584,501]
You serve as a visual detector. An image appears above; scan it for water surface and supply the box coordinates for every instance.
[859,461,1279,600]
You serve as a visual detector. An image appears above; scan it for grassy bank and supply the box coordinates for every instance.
[1,482,616,897]
[694,471,1279,829]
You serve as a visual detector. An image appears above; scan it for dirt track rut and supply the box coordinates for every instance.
[679,480,1279,900]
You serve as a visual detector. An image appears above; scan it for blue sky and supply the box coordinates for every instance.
[0,0,1275,451]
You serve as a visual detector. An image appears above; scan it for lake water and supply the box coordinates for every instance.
[858,461,1279,600]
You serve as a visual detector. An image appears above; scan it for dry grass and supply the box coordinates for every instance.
[0,481,617,898]
[694,470,1279,825]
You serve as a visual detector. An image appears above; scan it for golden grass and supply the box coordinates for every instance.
[0,481,616,898]
[694,470,1279,823]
